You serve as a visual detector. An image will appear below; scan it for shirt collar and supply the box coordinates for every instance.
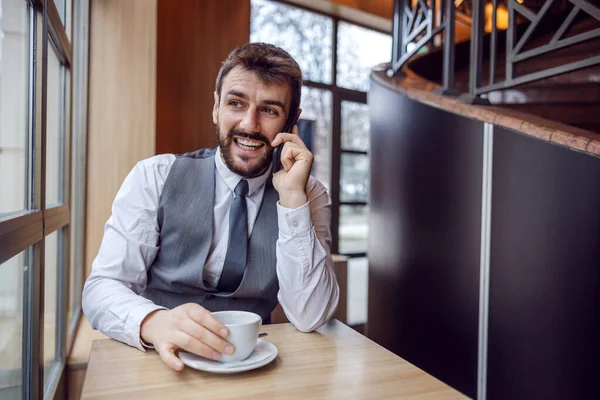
[215,147,271,196]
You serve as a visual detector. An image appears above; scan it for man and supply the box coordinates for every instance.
[82,43,339,371]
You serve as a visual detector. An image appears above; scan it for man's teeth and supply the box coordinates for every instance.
[235,138,264,148]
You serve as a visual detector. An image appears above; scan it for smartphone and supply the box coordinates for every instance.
[271,114,298,174]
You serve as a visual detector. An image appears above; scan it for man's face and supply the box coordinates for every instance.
[213,66,292,178]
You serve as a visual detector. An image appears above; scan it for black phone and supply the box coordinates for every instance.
[271,115,297,174]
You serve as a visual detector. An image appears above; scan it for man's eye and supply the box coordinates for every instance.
[229,100,243,108]
[263,108,278,115]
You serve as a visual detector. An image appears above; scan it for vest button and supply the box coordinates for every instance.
[232,297,238,300]
[206,294,215,300]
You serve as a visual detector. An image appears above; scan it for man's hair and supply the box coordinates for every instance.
[215,43,303,128]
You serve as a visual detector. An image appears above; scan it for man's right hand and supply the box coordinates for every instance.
[140,303,234,371]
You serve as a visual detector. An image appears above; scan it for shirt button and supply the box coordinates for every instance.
[292,220,299,227]
[232,297,238,301]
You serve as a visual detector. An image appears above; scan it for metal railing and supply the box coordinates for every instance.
[389,0,600,100]
[389,0,460,94]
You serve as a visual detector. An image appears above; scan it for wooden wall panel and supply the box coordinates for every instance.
[85,0,157,276]
[156,0,251,155]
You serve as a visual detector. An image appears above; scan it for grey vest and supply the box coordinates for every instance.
[142,148,280,321]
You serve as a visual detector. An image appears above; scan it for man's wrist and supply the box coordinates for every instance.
[278,189,308,209]
[140,308,166,344]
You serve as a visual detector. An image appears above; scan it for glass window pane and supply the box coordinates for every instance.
[340,153,369,202]
[0,249,26,399]
[347,257,368,326]
[339,205,368,254]
[51,0,71,39]
[0,0,30,215]
[46,42,64,205]
[68,246,77,340]
[337,22,392,92]
[250,0,333,84]
[52,0,65,23]
[65,0,72,40]
[69,210,78,345]
[341,101,370,152]
[44,230,60,387]
[300,87,332,190]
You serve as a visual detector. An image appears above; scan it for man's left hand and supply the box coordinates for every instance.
[271,125,313,209]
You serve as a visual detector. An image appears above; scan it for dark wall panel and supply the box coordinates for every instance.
[488,128,600,399]
[368,80,483,398]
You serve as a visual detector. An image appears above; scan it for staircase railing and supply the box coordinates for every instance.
[390,0,460,95]
[389,0,600,101]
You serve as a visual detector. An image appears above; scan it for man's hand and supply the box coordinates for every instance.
[271,125,314,209]
[140,303,234,371]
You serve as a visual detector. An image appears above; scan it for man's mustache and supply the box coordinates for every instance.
[229,128,271,146]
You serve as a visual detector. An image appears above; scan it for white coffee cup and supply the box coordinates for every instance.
[212,310,262,363]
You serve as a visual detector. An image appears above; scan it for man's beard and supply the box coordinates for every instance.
[216,125,273,178]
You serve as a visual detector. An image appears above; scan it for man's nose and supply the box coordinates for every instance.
[239,109,260,133]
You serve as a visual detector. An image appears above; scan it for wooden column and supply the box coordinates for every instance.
[86,0,157,276]
[156,0,251,155]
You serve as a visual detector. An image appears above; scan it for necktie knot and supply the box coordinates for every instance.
[234,179,249,197]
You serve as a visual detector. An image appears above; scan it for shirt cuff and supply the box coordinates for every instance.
[277,200,313,237]
[126,302,167,351]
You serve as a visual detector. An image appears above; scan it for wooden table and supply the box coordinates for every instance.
[81,320,467,399]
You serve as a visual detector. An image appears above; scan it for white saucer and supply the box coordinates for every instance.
[179,339,278,374]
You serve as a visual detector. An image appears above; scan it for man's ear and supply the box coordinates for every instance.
[296,108,302,122]
[212,91,219,125]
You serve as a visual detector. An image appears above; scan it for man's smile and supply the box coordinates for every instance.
[234,137,266,151]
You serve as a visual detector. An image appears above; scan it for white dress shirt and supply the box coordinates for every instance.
[82,148,339,350]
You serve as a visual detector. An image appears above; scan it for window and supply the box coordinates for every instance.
[339,205,368,254]
[0,0,30,215]
[340,154,369,203]
[43,230,60,386]
[337,22,392,92]
[251,0,391,327]
[299,87,332,190]
[341,101,370,152]
[46,41,64,206]
[0,0,86,398]
[251,0,333,84]
[0,250,27,399]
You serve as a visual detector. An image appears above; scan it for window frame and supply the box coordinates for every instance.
[0,0,83,398]
[261,1,387,257]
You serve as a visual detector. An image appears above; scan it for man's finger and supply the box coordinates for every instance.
[180,318,233,355]
[281,142,311,172]
[156,342,184,371]
[271,131,306,148]
[185,304,229,339]
[172,331,222,361]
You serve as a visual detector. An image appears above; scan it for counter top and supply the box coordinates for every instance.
[372,69,600,159]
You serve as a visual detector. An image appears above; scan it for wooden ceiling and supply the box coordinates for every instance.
[329,0,394,20]
[282,0,393,32]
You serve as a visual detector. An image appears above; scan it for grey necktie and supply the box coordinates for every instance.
[217,179,249,293]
